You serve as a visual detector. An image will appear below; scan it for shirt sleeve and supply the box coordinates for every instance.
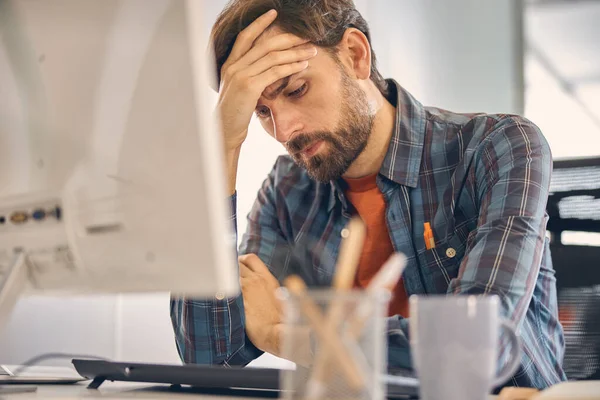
[169,192,263,366]
[170,158,293,366]
[239,164,296,280]
[385,118,553,371]
[448,119,552,323]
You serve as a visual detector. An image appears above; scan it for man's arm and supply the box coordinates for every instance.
[448,119,552,323]
[170,193,263,365]
[386,118,554,370]
[170,158,293,364]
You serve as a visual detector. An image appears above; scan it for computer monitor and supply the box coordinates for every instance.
[0,0,237,327]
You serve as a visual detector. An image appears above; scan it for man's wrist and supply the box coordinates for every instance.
[225,145,242,196]
[261,323,283,357]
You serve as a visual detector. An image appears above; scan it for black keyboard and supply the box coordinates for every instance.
[72,359,419,398]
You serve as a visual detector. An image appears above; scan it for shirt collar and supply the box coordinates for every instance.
[327,79,426,212]
[379,79,426,188]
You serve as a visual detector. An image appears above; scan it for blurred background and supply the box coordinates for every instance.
[1,0,598,375]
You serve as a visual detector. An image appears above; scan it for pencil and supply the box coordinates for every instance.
[307,253,407,396]
[284,275,365,390]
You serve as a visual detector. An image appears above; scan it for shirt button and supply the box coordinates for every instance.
[341,228,350,238]
[446,248,457,258]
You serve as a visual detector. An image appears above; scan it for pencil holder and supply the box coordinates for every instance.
[278,288,390,400]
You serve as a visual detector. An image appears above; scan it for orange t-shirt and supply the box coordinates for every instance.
[344,173,409,317]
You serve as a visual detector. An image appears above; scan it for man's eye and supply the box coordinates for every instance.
[255,106,271,119]
[287,83,307,98]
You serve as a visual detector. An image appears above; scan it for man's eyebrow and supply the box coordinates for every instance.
[262,76,291,100]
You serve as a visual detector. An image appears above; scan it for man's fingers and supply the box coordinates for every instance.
[244,45,317,78]
[223,35,311,84]
[250,61,310,93]
[239,261,251,278]
[238,254,256,271]
[237,33,311,68]
[228,9,278,64]
[238,253,269,274]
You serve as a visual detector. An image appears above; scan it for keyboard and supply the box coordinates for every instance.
[72,359,419,398]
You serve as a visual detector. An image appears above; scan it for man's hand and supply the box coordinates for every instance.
[217,9,317,194]
[239,254,283,355]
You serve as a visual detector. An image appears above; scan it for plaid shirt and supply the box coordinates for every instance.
[171,80,566,389]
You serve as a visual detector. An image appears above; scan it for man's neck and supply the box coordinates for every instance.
[343,90,396,179]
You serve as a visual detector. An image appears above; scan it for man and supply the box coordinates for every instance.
[171,0,566,389]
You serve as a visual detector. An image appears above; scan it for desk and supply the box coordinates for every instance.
[0,383,497,400]
[3,381,600,399]
[0,382,266,399]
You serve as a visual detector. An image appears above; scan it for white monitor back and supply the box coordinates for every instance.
[0,1,237,298]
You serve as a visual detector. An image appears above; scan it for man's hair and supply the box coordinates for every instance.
[211,0,388,97]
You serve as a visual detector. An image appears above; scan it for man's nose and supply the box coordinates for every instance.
[270,108,303,144]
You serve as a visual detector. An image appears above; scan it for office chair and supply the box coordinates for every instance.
[547,157,600,380]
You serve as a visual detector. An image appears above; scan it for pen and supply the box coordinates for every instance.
[424,222,435,250]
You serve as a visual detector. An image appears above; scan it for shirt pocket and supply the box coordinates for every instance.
[417,224,470,293]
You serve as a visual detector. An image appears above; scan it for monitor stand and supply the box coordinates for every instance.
[0,250,27,331]
[0,251,37,394]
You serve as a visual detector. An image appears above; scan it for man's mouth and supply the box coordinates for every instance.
[300,140,324,157]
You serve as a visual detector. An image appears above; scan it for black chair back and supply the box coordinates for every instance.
[548,157,600,380]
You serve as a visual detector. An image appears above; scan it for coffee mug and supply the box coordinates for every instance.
[409,295,521,400]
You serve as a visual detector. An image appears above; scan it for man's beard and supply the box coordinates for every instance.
[285,73,374,182]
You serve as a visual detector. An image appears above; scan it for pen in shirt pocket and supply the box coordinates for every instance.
[424,222,435,250]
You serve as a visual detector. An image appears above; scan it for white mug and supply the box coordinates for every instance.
[409,295,521,400]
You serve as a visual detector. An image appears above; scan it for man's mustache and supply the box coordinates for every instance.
[286,132,335,154]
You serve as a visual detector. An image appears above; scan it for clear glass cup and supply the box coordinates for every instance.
[278,288,390,400]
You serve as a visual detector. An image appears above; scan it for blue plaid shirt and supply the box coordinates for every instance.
[171,80,566,389]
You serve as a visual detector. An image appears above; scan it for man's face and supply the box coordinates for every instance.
[254,29,374,182]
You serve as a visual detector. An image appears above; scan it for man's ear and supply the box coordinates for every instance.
[337,28,371,80]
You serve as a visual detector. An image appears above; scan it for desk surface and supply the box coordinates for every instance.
[3,381,600,399]
[1,382,256,399]
[0,382,493,400]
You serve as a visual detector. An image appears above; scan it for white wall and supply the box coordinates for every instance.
[0,0,523,368]
[0,295,118,364]
[525,1,600,160]
[362,0,523,114]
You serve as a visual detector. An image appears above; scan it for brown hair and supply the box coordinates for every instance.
[210,0,388,96]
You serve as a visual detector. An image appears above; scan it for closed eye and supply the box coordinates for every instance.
[287,83,307,98]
